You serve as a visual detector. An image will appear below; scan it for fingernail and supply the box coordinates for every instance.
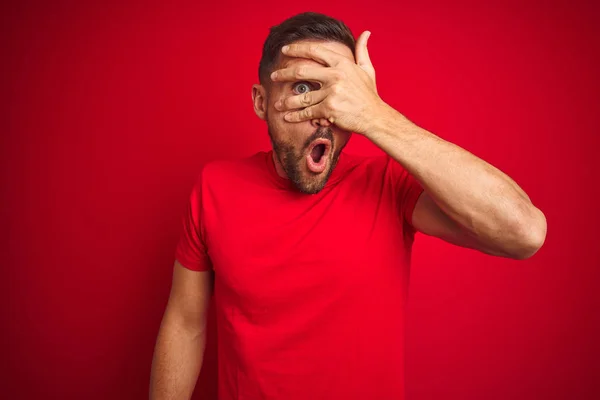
[270,71,277,80]
[282,45,289,53]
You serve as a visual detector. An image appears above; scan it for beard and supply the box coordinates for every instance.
[268,124,344,194]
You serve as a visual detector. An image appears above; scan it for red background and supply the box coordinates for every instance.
[2,0,599,399]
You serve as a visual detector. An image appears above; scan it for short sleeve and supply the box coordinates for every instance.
[174,168,213,271]
[386,155,425,232]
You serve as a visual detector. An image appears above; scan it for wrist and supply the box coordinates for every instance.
[364,101,406,140]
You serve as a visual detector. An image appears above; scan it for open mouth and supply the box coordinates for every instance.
[306,139,331,173]
[311,143,326,164]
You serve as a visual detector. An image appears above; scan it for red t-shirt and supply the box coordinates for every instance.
[175,149,424,400]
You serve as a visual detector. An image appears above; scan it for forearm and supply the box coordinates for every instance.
[149,314,206,400]
[366,103,546,246]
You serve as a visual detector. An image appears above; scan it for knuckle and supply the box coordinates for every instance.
[324,97,334,111]
[301,92,311,105]
[332,70,344,81]
[295,67,306,79]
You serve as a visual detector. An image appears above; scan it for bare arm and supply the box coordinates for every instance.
[368,105,547,259]
[149,260,213,400]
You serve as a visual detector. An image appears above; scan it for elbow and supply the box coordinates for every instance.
[509,207,547,260]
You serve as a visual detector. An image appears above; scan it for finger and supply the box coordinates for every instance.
[355,31,377,92]
[281,43,345,67]
[355,31,374,71]
[284,104,327,123]
[275,88,329,111]
[271,65,336,84]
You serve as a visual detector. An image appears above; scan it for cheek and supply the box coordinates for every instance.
[269,113,308,137]
[269,90,287,113]
[268,120,297,144]
[267,101,289,126]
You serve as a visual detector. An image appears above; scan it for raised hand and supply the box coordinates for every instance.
[270,31,388,136]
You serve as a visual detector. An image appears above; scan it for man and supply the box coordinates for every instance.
[150,12,547,400]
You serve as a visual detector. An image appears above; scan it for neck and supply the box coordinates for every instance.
[272,150,288,179]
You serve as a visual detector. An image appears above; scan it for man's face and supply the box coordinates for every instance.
[261,40,354,194]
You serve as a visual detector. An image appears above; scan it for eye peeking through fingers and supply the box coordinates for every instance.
[292,81,320,95]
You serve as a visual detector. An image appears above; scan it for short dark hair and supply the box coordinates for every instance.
[258,12,356,87]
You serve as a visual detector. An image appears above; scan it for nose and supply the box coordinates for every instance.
[311,117,332,128]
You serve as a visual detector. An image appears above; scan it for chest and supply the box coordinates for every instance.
[203,184,408,313]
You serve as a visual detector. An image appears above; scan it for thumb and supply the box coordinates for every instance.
[355,31,377,91]
[355,31,374,72]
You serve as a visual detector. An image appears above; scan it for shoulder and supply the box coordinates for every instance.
[337,153,420,205]
[337,151,382,172]
[340,151,405,180]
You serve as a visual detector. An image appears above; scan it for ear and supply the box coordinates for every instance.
[252,84,268,121]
